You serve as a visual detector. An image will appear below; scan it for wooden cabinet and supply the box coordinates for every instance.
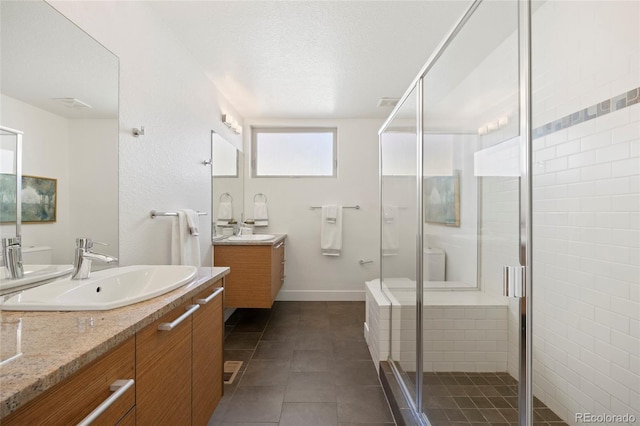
[136,301,194,425]
[3,337,135,426]
[3,281,225,426]
[214,239,285,308]
[136,282,224,426]
[192,285,224,425]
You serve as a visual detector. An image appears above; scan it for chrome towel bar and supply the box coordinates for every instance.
[150,210,208,219]
[309,205,360,210]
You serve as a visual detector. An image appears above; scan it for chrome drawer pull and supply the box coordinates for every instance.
[158,304,200,331]
[77,379,134,426]
[196,287,224,305]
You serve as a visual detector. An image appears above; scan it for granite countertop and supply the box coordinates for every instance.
[212,233,286,246]
[0,266,229,419]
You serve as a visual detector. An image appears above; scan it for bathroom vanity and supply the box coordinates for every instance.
[213,234,285,308]
[0,267,229,425]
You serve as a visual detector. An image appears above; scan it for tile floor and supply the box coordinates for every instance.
[208,301,396,426]
[420,372,568,426]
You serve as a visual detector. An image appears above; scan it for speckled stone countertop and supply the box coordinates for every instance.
[0,266,229,419]
[212,233,286,246]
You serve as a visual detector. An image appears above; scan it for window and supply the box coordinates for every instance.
[252,128,337,177]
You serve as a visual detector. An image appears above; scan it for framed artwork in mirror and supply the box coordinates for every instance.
[21,175,57,223]
[424,172,460,227]
[0,173,17,222]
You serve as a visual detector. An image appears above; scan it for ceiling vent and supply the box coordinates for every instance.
[53,98,92,109]
[377,97,400,108]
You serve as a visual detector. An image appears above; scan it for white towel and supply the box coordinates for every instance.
[183,209,199,236]
[324,205,338,223]
[171,211,201,266]
[216,201,233,226]
[382,205,399,256]
[321,205,342,256]
[254,201,269,227]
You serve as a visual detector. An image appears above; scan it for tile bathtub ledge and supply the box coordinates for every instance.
[0,266,229,419]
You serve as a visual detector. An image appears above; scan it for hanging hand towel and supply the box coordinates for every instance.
[171,210,201,266]
[217,201,233,226]
[382,205,399,256]
[321,204,342,256]
[254,201,269,227]
[183,209,199,236]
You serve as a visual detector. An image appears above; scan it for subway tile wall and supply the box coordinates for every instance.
[529,1,639,424]
[531,101,640,424]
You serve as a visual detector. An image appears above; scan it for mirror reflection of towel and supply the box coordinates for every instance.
[382,205,399,256]
[321,205,342,256]
[254,201,269,227]
[217,201,233,226]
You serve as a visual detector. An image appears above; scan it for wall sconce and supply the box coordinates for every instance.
[222,114,242,135]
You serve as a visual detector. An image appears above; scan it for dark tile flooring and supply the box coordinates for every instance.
[420,372,568,426]
[208,301,396,426]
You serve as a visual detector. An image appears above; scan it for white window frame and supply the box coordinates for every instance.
[251,127,338,178]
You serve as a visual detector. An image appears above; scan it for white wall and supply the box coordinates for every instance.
[68,119,118,260]
[49,1,243,266]
[243,118,381,300]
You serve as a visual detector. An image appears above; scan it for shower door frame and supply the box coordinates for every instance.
[378,0,534,424]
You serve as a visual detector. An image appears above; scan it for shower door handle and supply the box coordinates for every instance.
[503,265,526,298]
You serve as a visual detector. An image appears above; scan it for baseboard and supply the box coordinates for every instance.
[275,290,365,301]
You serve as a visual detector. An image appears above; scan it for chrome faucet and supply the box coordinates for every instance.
[71,238,118,280]
[235,220,246,236]
[2,237,24,279]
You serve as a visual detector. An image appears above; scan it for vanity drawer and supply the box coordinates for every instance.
[3,337,135,426]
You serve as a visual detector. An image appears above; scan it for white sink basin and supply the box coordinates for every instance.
[0,264,74,292]
[0,265,197,311]
[226,234,275,241]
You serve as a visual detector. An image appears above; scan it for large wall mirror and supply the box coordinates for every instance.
[0,0,119,266]
[211,131,243,239]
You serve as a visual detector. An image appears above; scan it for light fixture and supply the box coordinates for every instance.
[222,113,241,134]
[53,97,92,109]
[377,97,400,108]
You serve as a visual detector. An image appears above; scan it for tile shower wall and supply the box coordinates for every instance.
[530,1,639,423]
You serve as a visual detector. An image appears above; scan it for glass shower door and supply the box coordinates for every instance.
[380,88,420,405]
[418,1,525,424]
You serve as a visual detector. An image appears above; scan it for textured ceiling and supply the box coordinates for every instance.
[146,1,472,119]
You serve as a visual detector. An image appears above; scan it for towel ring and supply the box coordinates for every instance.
[253,193,267,203]
[219,192,233,203]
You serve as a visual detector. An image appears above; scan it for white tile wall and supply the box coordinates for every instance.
[364,282,508,373]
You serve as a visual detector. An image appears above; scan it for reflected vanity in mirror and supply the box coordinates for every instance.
[211,131,244,239]
[0,0,119,291]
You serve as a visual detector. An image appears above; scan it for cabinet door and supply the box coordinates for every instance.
[3,337,135,426]
[192,284,224,426]
[136,301,194,425]
[271,240,285,303]
[214,245,272,308]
